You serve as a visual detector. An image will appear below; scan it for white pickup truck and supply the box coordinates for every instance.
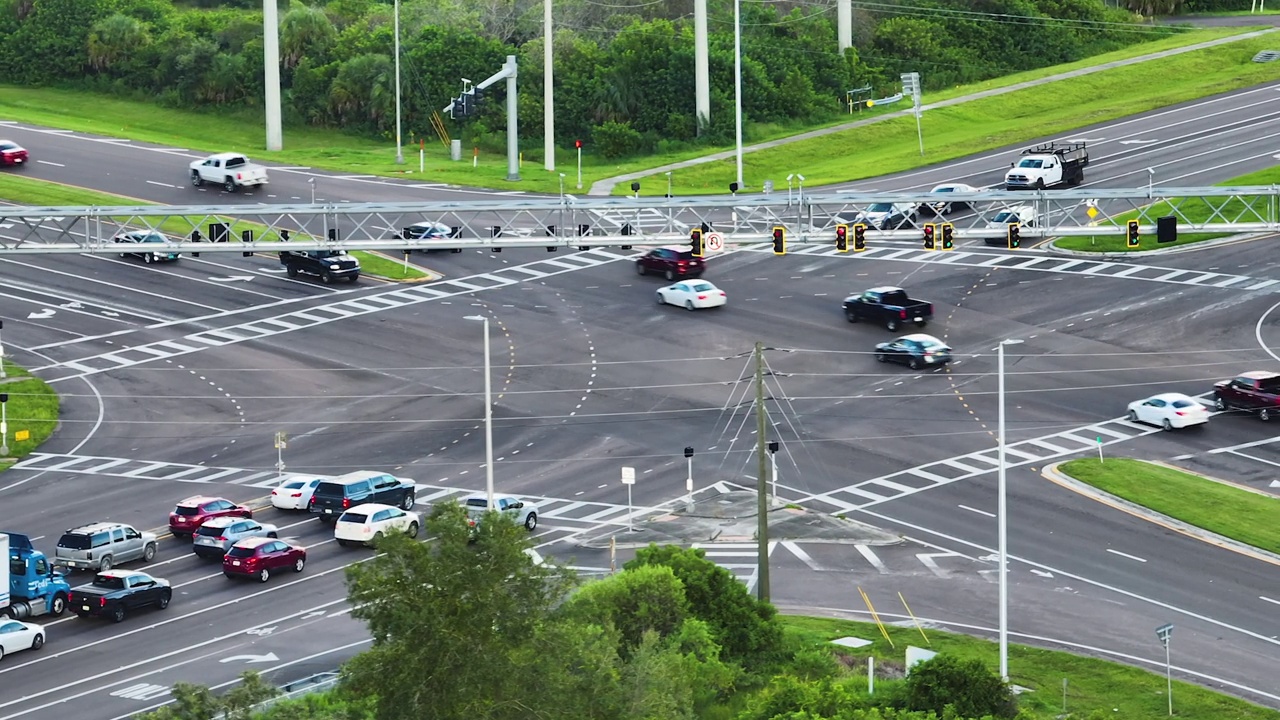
[189,153,269,192]
[1004,142,1088,190]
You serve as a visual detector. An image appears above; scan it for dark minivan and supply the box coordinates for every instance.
[308,471,416,522]
[635,246,705,281]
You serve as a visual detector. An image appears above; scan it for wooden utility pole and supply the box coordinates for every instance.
[754,341,770,602]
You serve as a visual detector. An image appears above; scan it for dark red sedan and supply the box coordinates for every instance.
[0,140,28,167]
[222,537,306,582]
[168,495,252,539]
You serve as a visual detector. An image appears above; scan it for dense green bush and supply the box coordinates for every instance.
[903,655,1018,719]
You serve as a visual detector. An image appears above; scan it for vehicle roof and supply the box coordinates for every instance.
[63,522,132,535]
[176,495,224,508]
[655,245,697,253]
[462,493,516,502]
[330,470,395,484]
[1148,392,1197,401]
[866,286,905,294]
[930,183,976,191]
[231,536,277,549]
[96,569,142,579]
[899,333,945,344]
[207,152,247,159]
[341,502,398,516]
[407,221,448,228]
[200,516,246,528]
[1238,370,1280,380]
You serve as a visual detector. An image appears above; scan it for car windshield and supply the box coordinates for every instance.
[0,142,16,151]
[690,282,714,292]
[280,481,305,490]
[140,234,166,244]
[196,525,224,537]
[339,512,369,524]
[226,546,256,558]
[934,187,955,193]
[92,576,125,590]
[1170,399,1196,408]
[992,212,1016,223]
[1017,159,1044,169]
[57,534,92,549]
[464,498,489,509]
[867,203,893,213]
[174,506,200,516]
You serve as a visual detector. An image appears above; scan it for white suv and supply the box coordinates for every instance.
[334,503,421,547]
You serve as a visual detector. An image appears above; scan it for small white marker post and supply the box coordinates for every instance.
[273,431,287,479]
[1096,436,1104,463]
[621,466,636,532]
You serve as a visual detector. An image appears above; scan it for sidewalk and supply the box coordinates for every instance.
[588,27,1278,197]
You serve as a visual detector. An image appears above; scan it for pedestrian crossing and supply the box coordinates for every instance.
[586,207,688,234]
[798,407,1216,513]
[747,243,1280,293]
[32,247,638,384]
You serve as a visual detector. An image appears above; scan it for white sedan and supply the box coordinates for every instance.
[1127,393,1210,430]
[270,476,325,511]
[334,503,421,547]
[924,183,984,214]
[657,280,727,311]
[0,619,44,661]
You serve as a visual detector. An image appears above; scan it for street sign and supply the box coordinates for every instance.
[1086,206,1098,219]
[762,180,774,194]
[705,232,725,252]
[1156,623,1173,645]
[621,466,636,485]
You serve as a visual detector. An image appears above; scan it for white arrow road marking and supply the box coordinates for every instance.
[219,652,280,664]
[1119,139,1160,145]
[208,275,255,282]
[100,311,119,317]
[27,309,55,319]
[1030,569,1054,578]
[244,626,276,636]
[60,301,83,309]
[300,611,326,620]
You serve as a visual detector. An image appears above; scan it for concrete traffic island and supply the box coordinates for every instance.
[578,489,903,550]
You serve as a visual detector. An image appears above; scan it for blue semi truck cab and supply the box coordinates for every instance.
[2,532,72,619]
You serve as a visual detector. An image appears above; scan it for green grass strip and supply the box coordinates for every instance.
[780,615,1280,719]
[1055,165,1280,252]
[0,174,428,281]
[1059,458,1280,554]
[0,360,59,465]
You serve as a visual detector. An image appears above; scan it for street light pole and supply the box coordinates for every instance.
[0,319,6,380]
[465,315,496,510]
[997,337,1023,682]
[393,0,403,164]
[733,0,744,189]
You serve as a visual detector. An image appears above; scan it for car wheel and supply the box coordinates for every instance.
[665,270,675,281]
[98,556,113,572]
[845,310,858,323]
[321,271,333,284]
[914,320,927,327]
[401,493,415,511]
[886,319,899,332]
[286,265,299,278]
[31,633,44,651]
[267,531,278,538]
[1127,410,1138,422]
[656,291,665,305]
[1214,397,1227,411]
[909,358,922,370]
[223,177,236,193]
[1035,179,1045,190]
[348,274,359,284]
[258,568,271,583]
[144,253,154,265]
[293,557,306,573]
[1162,418,1173,431]
[119,253,127,258]
[337,539,350,548]
[224,573,236,580]
[875,353,887,363]
[190,171,203,187]
[685,300,695,311]
[372,531,385,545]
[50,594,66,617]
[111,605,126,623]
[406,521,420,538]
[524,513,538,531]
[157,592,171,609]
[1260,408,1272,422]
[636,263,646,276]
[143,543,156,562]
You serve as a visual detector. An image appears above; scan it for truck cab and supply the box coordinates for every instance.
[983,205,1038,246]
[1005,142,1088,190]
[2,533,71,619]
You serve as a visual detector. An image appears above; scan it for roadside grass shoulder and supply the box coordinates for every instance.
[0,174,427,280]
[1055,165,1280,252]
[0,361,58,465]
[777,615,1280,720]
[0,28,1254,197]
[1058,458,1280,554]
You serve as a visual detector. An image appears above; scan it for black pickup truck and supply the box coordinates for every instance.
[309,471,417,522]
[70,570,171,623]
[842,287,934,331]
[279,249,361,284]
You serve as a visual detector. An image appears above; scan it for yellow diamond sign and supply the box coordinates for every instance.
[1086,206,1098,219]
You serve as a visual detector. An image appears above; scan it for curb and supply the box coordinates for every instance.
[363,251,443,283]
[1041,461,1280,568]
[1042,232,1272,258]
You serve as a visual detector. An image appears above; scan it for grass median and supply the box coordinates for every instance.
[1058,458,1279,554]
[0,28,1258,197]
[1054,165,1280,252]
[0,174,428,281]
[0,360,58,466]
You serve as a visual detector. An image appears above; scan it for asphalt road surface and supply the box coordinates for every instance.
[1,84,1279,715]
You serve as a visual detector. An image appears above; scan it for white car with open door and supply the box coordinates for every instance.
[656,280,727,311]
[1126,393,1210,430]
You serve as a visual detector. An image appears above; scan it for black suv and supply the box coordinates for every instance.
[309,471,416,522]
[635,246,705,281]
[279,250,360,284]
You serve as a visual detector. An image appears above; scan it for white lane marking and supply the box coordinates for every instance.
[1105,548,1147,563]
[0,257,223,310]
[1207,436,1280,453]
[778,541,823,571]
[854,544,888,574]
[35,159,64,167]
[1260,596,1280,606]
[959,504,996,518]
[145,180,180,189]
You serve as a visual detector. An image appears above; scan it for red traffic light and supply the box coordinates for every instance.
[575,139,583,149]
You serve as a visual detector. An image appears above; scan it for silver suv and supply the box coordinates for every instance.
[192,517,278,559]
[56,522,158,572]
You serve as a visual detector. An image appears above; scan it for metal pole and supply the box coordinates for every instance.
[627,482,633,533]
[393,0,403,164]
[997,340,1009,682]
[543,0,555,171]
[915,106,924,157]
[482,318,494,510]
[685,452,694,510]
[755,341,770,602]
[0,320,6,380]
[1165,640,1173,716]
[837,0,852,51]
[262,0,283,151]
[694,0,710,133]
[576,146,582,190]
[0,397,8,458]
[505,55,520,182]
[733,0,744,188]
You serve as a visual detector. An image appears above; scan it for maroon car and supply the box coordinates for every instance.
[1213,370,1280,421]
[222,537,306,582]
[168,496,252,539]
[635,246,705,281]
[0,140,28,167]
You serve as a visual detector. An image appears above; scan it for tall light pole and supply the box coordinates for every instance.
[263,0,283,151]
[733,0,744,189]
[544,0,555,171]
[996,337,1023,682]
[465,315,496,510]
[393,0,404,164]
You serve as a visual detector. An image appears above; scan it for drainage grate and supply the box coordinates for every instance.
[1252,50,1280,63]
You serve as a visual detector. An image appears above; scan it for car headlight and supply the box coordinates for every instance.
[329,264,340,270]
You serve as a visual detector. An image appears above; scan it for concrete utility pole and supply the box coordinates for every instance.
[262,0,283,151]
[505,55,520,182]
[754,341,770,602]
[837,0,852,52]
[694,0,710,133]
[733,0,744,188]
[544,0,555,171]
[393,0,404,164]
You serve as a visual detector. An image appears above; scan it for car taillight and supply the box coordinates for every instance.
[362,525,372,535]
[216,536,227,542]
[237,172,243,180]
[899,309,908,319]
[697,294,707,300]
[290,492,302,497]
[342,498,352,509]
[677,261,687,266]
[719,292,726,296]
[100,597,107,607]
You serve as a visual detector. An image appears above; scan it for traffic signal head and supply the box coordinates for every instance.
[1007,223,1021,249]
[853,223,866,252]
[690,227,704,258]
[772,226,786,256]
[835,224,848,252]
[922,223,936,250]
[1126,219,1140,248]
[941,223,954,250]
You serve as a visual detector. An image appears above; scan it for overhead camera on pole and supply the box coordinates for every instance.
[442,58,520,181]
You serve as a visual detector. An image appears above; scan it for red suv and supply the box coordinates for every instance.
[168,496,252,539]
[0,140,28,167]
[222,537,306,582]
[635,246,704,281]
[1213,370,1280,421]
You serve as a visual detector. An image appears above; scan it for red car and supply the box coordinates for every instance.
[635,246,705,281]
[222,537,306,582]
[0,140,28,167]
[168,496,252,539]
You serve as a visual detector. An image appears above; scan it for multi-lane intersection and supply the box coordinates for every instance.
[1,82,1279,717]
